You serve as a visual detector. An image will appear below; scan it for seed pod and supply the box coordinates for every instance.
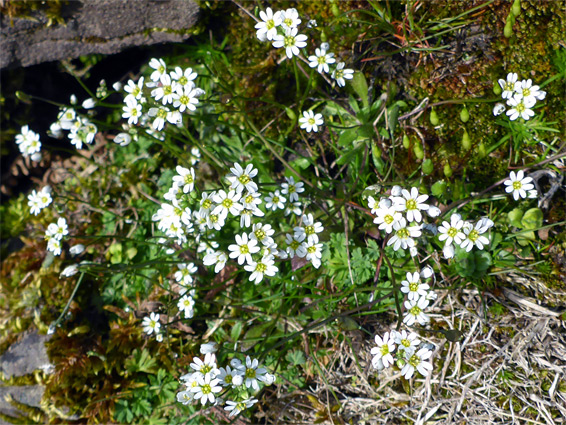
[429,108,439,126]
[285,107,296,122]
[413,142,424,159]
[462,129,471,151]
[512,0,521,17]
[422,159,433,175]
[443,162,453,178]
[504,21,513,38]
[402,134,411,149]
[331,3,340,17]
[320,31,328,42]
[477,142,487,158]
[460,107,470,123]
[493,81,502,95]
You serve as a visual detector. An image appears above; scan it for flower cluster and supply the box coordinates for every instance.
[176,344,273,417]
[152,161,323,290]
[493,72,546,120]
[504,170,537,201]
[44,218,68,257]
[438,214,494,259]
[15,125,42,161]
[371,329,433,379]
[120,58,204,134]
[28,186,53,216]
[49,95,98,150]
[254,7,353,87]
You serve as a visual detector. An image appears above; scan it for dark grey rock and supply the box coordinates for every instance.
[0,0,200,69]
[0,331,50,379]
[0,385,44,424]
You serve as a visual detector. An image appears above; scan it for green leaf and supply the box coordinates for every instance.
[338,128,360,147]
[350,71,369,108]
[508,208,524,228]
[371,142,386,175]
[286,350,306,366]
[388,104,400,135]
[230,321,243,342]
[521,208,543,230]
[431,180,447,197]
[336,143,364,165]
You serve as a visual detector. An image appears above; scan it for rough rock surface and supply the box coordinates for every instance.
[0,331,51,378]
[0,0,200,69]
[0,386,44,424]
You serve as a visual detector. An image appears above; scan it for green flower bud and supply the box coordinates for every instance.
[477,142,487,158]
[285,107,296,122]
[429,108,440,126]
[462,129,471,151]
[493,81,502,95]
[504,20,513,38]
[512,0,521,17]
[460,107,470,123]
[422,158,434,175]
[331,3,340,17]
[443,162,453,178]
[413,142,424,159]
[320,31,328,43]
[402,134,411,149]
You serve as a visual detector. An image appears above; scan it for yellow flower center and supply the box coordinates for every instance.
[447,227,458,238]
[409,282,419,292]
[240,244,249,254]
[468,229,479,242]
[245,368,256,379]
[256,263,267,273]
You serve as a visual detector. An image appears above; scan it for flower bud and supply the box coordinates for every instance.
[512,0,521,16]
[493,81,502,95]
[390,185,402,196]
[462,129,471,151]
[504,19,513,38]
[402,134,411,149]
[460,107,469,123]
[477,142,487,158]
[413,142,424,159]
[422,158,433,175]
[443,162,453,178]
[429,108,440,126]
[493,103,506,116]
[420,265,434,279]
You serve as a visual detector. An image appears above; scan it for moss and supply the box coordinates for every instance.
[0,0,67,26]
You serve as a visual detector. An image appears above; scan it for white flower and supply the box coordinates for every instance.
[173,85,200,113]
[217,366,244,388]
[373,204,402,234]
[175,262,198,285]
[513,79,545,105]
[308,47,336,74]
[190,353,219,379]
[176,389,194,405]
[281,176,304,202]
[212,190,243,219]
[390,185,403,196]
[45,218,68,241]
[438,213,465,246]
[392,187,429,222]
[114,132,132,146]
[122,96,141,125]
[142,312,161,335]
[225,398,258,417]
[148,106,175,131]
[200,342,217,354]
[47,238,62,256]
[280,7,301,30]
[303,240,323,268]
[331,62,354,87]
[60,264,79,277]
[250,223,275,246]
[401,347,433,379]
[149,58,167,82]
[504,170,535,201]
[265,190,286,211]
[124,77,144,100]
[170,66,198,90]
[493,103,506,116]
[198,191,216,217]
[272,27,307,59]
[285,233,307,258]
[203,250,228,274]
[16,125,42,157]
[255,7,282,41]
[387,218,421,251]
[206,212,226,231]
[244,255,278,284]
[400,272,430,301]
[294,213,324,244]
[420,265,434,280]
[498,72,519,99]
[226,163,259,193]
[241,190,262,210]
[460,218,493,252]
[443,243,455,259]
[69,244,85,256]
[307,19,317,28]
[28,187,52,215]
[82,98,95,109]
[393,330,420,355]
[506,96,535,121]
[403,296,430,326]
[151,74,175,105]
[284,201,303,217]
[370,332,396,368]
[177,295,195,319]
[190,374,222,406]
[228,233,260,265]
[299,110,324,133]
[237,356,267,391]
[189,146,201,165]
[427,206,442,217]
